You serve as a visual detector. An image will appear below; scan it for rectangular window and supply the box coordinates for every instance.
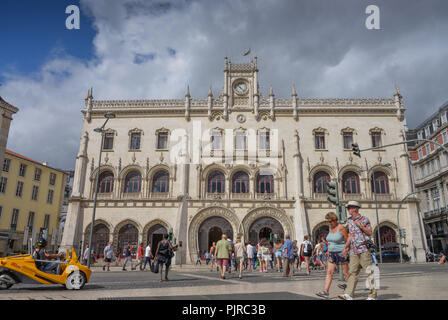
[43,214,50,229]
[421,130,426,139]
[0,177,7,194]
[443,131,448,144]
[315,133,325,150]
[47,189,54,204]
[19,163,27,177]
[235,132,247,150]
[418,148,423,159]
[371,132,382,148]
[15,181,24,197]
[343,132,353,149]
[34,168,42,181]
[421,165,425,178]
[259,132,270,150]
[0,206,2,223]
[2,158,10,172]
[429,124,434,135]
[10,209,19,231]
[426,144,431,155]
[103,133,114,150]
[31,185,39,201]
[130,132,141,150]
[27,211,35,229]
[49,173,56,186]
[157,132,168,149]
[211,132,222,150]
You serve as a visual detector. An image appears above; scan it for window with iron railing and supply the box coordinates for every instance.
[2,159,10,172]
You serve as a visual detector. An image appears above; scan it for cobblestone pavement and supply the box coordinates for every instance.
[1,263,446,300]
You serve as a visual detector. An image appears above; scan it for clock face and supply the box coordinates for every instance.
[234,81,247,95]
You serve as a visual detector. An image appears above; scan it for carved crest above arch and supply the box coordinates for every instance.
[104,128,117,136]
[128,128,144,136]
[242,207,294,240]
[210,111,224,121]
[340,127,357,135]
[256,111,272,121]
[369,127,385,135]
[142,219,171,238]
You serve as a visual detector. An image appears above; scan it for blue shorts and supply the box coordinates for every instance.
[328,252,348,265]
[275,251,282,258]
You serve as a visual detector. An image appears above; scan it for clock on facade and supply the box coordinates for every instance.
[233,81,248,95]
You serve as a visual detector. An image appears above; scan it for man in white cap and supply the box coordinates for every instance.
[339,201,377,300]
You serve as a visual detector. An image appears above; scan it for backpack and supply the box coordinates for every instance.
[306,242,312,253]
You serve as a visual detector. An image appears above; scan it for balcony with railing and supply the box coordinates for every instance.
[256,193,277,200]
[373,194,393,201]
[97,193,114,200]
[205,193,226,200]
[149,192,170,199]
[424,206,447,219]
[342,193,362,201]
[121,192,143,200]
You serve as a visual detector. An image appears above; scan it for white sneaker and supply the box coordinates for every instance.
[366,297,376,300]
[338,294,353,300]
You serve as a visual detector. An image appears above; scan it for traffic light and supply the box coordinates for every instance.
[337,205,347,224]
[269,233,273,241]
[326,182,339,206]
[168,228,173,241]
[399,228,406,238]
[179,241,183,247]
[352,143,361,158]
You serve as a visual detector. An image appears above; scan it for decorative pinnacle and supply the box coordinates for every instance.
[269,85,274,96]
[394,84,401,96]
[292,85,297,96]
[186,85,190,97]
[208,86,213,97]
[87,87,93,99]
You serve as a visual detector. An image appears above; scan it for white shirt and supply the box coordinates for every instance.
[83,247,90,259]
[302,240,311,253]
[145,245,151,257]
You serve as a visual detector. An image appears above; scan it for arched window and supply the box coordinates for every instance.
[313,171,331,193]
[232,171,249,193]
[208,171,225,193]
[117,224,138,257]
[124,171,142,193]
[92,224,109,258]
[257,174,274,193]
[371,171,389,194]
[342,171,360,194]
[98,171,114,193]
[152,171,169,193]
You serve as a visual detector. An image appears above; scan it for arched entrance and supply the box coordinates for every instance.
[198,217,233,254]
[248,217,284,245]
[92,224,109,259]
[118,224,138,258]
[314,225,329,244]
[375,225,397,250]
[147,224,167,256]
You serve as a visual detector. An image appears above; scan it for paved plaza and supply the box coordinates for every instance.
[1,263,446,300]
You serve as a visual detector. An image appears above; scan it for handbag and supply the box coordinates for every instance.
[150,260,159,273]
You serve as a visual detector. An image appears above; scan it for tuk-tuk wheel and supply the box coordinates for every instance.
[0,272,14,289]
[65,271,86,290]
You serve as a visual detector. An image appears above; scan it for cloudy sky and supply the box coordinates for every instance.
[1,0,448,170]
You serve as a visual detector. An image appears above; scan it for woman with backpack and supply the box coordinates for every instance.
[300,235,313,275]
[155,234,175,282]
[316,212,349,299]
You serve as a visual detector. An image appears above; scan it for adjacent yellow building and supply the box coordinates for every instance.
[0,149,66,256]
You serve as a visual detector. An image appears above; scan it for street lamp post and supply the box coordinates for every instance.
[397,192,418,263]
[358,163,391,264]
[87,112,115,269]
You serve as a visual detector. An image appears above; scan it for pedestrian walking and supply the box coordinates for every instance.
[142,242,153,270]
[215,234,232,279]
[260,239,271,273]
[122,242,135,271]
[227,238,234,274]
[209,242,218,272]
[339,201,377,300]
[82,245,90,266]
[196,250,202,265]
[135,242,145,270]
[293,240,299,271]
[273,240,283,272]
[316,212,349,299]
[300,236,313,275]
[282,235,294,278]
[155,234,174,282]
[103,242,113,271]
[246,242,255,272]
[205,251,210,265]
[313,239,325,271]
[234,236,246,279]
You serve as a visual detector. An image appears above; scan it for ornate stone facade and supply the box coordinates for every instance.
[60,57,426,263]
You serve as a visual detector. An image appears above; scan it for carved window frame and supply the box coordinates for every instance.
[155,128,170,151]
[234,127,247,151]
[210,128,224,151]
[312,127,328,151]
[369,127,385,149]
[128,128,143,152]
[257,127,271,151]
[102,129,117,152]
[341,127,356,150]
